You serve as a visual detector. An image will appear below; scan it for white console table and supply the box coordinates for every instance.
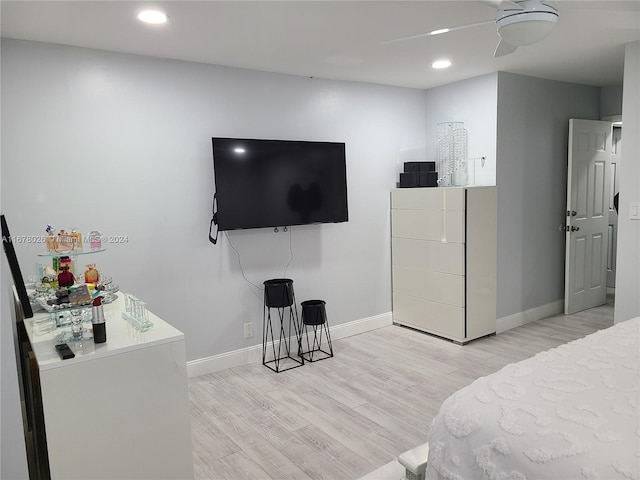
[15,292,194,480]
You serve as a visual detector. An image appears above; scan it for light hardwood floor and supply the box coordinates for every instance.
[189,300,614,480]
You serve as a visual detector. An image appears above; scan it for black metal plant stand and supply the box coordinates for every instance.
[300,299,333,362]
[262,279,304,373]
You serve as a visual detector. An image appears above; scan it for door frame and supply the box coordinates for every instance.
[602,115,622,292]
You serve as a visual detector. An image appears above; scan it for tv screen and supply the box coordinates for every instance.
[212,137,348,231]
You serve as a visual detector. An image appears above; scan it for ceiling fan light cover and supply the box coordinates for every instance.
[497,11,558,46]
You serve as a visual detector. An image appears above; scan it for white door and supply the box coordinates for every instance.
[607,125,621,288]
[565,119,612,315]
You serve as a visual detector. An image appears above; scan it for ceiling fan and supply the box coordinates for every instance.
[384,0,559,58]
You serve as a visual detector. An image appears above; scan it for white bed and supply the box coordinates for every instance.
[425,317,640,480]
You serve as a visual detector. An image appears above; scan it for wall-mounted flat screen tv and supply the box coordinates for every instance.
[212,137,348,231]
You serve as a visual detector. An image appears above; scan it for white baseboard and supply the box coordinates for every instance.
[187,311,392,378]
[496,300,564,333]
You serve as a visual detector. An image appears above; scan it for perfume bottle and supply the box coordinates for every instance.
[71,228,83,252]
[57,266,74,288]
[89,231,102,250]
[45,224,57,253]
[57,257,75,288]
[84,264,100,284]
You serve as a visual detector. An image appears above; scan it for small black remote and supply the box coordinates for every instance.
[55,343,75,360]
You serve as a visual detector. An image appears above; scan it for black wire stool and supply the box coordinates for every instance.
[262,279,304,373]
[300,300,333,362]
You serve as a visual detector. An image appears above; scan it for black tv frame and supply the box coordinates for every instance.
[1,214,33,318]
[211,137,348,232]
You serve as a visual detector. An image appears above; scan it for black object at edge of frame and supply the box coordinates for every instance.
[209,194,219,245]
[1,214,34,318]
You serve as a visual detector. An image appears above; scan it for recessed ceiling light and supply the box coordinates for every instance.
[430,28,450,36]
[432,59,452,69]
[137,10,168,25]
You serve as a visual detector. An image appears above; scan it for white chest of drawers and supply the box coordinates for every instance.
[391,186,497,343]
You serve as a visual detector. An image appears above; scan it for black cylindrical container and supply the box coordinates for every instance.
[92,297,107,343]
[263,279,294,308]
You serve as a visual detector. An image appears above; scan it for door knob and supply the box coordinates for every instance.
[566,210,577,217]
[571,225,580,232]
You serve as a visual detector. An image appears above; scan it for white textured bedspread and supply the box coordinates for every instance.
[426,317,640,480]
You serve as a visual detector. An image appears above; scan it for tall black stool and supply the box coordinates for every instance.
[263,279,304,373]
[300,300,333,362]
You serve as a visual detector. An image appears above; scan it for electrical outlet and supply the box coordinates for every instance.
[243,322,254,339]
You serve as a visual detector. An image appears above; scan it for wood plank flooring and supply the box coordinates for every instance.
[189,300,614,480]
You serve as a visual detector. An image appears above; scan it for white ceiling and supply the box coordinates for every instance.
[1,1,639,90]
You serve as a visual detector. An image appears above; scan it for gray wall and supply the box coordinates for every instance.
[1,38,427,360]
[496,72,601,318]
[423,73,498,186]
[615,41,640,322]
[600,85,624,118]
